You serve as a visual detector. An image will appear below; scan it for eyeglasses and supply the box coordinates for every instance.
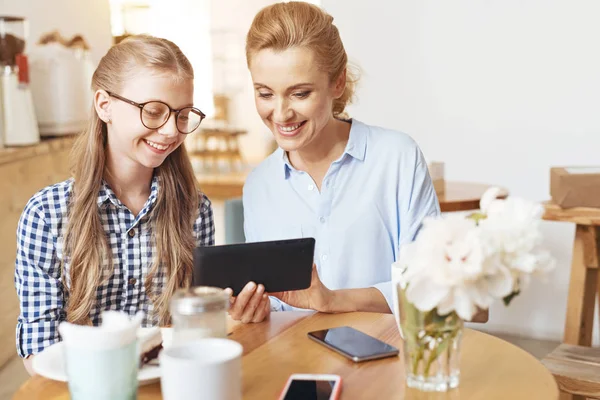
[106,91,205,134]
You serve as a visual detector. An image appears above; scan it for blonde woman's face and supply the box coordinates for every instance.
[249,47,342,153]
[105,71,193,171]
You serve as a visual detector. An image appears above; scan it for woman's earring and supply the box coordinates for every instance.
[107,118,112,124]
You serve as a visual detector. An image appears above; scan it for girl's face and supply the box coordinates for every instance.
[96,70,194,172]
[249,47,344,153]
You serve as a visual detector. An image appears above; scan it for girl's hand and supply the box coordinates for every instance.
[225,282,270,323]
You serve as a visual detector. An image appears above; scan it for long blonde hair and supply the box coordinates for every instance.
[64,35,199,326]
[245,1,357,117]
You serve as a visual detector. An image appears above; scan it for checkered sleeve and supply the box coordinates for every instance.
[14,198,65,358]
[194,193,215,247]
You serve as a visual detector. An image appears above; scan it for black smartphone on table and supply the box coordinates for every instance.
[307,326,399,362]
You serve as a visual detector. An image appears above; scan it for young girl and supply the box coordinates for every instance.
[15,35,214,374]
[228,1,440,322]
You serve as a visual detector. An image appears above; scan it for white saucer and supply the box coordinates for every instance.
[33,327,172,386]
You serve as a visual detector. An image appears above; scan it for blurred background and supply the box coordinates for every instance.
[0,0,599,397]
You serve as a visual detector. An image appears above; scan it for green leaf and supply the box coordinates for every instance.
[503,290,520,306]
[467,212,487,225]
[398,285,422,329]
[422,316,463,377]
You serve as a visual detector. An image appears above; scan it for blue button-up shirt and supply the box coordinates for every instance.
[243,119,440,311]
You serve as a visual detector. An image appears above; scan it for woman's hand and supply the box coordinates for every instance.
[225,282,270,323]
[270,264,334,312]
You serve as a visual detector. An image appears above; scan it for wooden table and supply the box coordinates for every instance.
[439,182,508,212]
[543,203,600,347]
[14,312,557,400]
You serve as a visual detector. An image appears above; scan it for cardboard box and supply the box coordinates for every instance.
[428,161,445,195]
[550,167,600,208]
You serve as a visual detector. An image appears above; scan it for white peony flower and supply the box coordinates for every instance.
[394,188,555,321]
[402,216,492,320]
[478,192,555,281]
[404,216,483,284]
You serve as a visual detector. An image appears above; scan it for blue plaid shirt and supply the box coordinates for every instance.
[14,176,214,357]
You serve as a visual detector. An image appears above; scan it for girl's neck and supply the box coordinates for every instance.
[104,152,154,213]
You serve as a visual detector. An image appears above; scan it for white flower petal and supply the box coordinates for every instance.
[466,281,494,309]
[486,266,514,298]
[436,293,456,316]
[480,187,503,213]
[406,278,450,312]
[453,287,477,320]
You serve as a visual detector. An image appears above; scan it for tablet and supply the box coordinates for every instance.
[193,238,315,296]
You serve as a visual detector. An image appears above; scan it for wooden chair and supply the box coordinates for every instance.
[542,343,600,400]
[543,204,600,347]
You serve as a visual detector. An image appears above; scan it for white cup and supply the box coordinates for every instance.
[160,338,243,400]
[58,312,142,400]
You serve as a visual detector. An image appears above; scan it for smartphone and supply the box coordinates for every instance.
[307,326,399,362]
[278,374,342,400]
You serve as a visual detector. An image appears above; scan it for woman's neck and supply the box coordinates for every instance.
[289,118,351,170]
[288,118,351,189]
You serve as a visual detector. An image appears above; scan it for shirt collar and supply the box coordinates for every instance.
[344,119,367,162]
[279,118,368,179]
[97,174,160,208]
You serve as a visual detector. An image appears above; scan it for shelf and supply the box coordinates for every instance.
[196,172,247,200]
[0,135,78,166]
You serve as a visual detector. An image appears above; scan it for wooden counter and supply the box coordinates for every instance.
[0,136,76,166]
[0,136,77,369]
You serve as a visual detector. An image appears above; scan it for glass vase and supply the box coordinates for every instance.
[394,283,463,392]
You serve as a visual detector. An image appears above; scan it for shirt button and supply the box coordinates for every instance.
[128,278,137,285]
[308,184,315,191]
[321,254,328,261]
[128,229,136,238]
[319,216,326,223]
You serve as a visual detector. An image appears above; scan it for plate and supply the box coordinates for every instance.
[32,327,172,385]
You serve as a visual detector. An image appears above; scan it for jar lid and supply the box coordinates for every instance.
[0,16,25,22]
[170,286,229,315]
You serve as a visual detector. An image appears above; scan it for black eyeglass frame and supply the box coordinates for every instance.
[106,91,206,134]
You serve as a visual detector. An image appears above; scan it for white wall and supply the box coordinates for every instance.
[210,0,279,165]
[323,0,600,341]
[150,0,214,116]
[0,0,113,65]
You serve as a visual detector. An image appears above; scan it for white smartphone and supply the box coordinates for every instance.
[278,373,342,400]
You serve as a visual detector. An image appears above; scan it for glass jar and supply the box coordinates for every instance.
[170,287,229,344]
[0,16,27,67]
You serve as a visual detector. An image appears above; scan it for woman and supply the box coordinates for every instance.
[228,2,440,323]
[15,35,214,374]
